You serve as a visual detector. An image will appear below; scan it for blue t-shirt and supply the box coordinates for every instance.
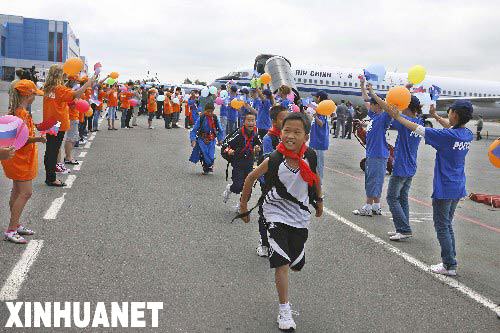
[226,96,238,122]
[425,127,473,199]
[280,99,292,111]
[366,110,392,159]
[309,115,329,151]
[256,99,272,130]
[391,115,423,177]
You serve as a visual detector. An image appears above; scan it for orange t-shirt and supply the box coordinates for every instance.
[107,89,118,107]
[68,101,79,121]
[163,98,173,115]
[120,91,132,109]
[43,85,74,132]
[1,108,38,181]
[172,95,181,113]
[82,88,92,101]
[97,91,106,111]
[184,101,191,116]
[147,95,157,112]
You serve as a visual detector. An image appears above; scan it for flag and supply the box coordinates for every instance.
[40,122,61,136]
[35,118,58,132]
[429,85,442,101]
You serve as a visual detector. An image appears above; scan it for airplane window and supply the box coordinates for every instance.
[326,80,329,85]
[343,82,346,86]
[376,85,379,89]
[453,91,456,95]
[314,79,317,84]
[297,78,301,83]
[469,92,472,96]
[309,79,312,83]
[458,92,461,96]
[381,85,385,89]
[354,83,358,87]
[348,82,352,87]
[474,93,477,97]
[338,81,341,86]
[242,72,249,77]
[320,80,323,84]
[479,93,482,97]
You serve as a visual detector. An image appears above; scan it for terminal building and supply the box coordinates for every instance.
[0,14,85,81]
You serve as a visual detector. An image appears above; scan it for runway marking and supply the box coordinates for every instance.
[73,161,82,171]
[84,141,92,149]
[78,151,87,158]
[43,193,66,220]
[324,166,500,233]
[0,240,44,301]
[323,207,500,317]
[88,133,96,141]
[64,175,77,189]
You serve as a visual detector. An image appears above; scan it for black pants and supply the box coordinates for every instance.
[345,117,353,139]
[230,159,254,194]
[156,101,163,119]
[125,108,133,127]
[140,100,146,114]
[163,114,172,128]
[172,112,180,126]
[477,128,482,140]
[44,131,65,183]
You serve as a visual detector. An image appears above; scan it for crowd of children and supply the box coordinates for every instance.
[1,69,475,331]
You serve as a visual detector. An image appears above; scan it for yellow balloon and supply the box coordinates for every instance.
[408,65,426,85]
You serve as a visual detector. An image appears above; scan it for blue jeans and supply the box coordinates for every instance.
[220,116,227,134]
[226,120,237,136]
[313,149,325,182]
[92,110,101,130]
[432,199,459,269]
[120,108,127,128]
[386,176,413,233]
[365,157,387,198]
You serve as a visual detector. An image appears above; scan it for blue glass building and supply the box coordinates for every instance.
[0,14,84,81]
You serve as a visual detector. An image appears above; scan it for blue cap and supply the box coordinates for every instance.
[409,95,421,109]
[450,100,473,115]
[230,85,238,92]
[262,89,272,97]
[241,87,249,94]
[312,90,328,100]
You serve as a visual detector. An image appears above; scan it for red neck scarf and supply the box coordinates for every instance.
[204,112,216,132]
[241,127,257,154]
[267,126,281,138]
[276,142,318,186]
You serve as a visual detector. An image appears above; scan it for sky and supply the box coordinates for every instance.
[2,0,500,84]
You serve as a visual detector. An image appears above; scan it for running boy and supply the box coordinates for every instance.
[239,112,323,331]
[2,80,46,243]
[222,113,261,211]
[189,103,224,175]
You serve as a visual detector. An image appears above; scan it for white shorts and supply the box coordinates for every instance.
[64,120,79,142]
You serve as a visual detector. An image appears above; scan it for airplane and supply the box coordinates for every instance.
[211,54,500,121]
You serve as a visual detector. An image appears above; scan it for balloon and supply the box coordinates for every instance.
[156,95,165,102]
[129,99,139,107]
[85,108,93,117]
[386,86,411,110]
[106,78,116,85]
[62,57,84,76]
[287,92,295,102]
[209,86,217,95]
[488,139,500,168]
[260,73,272,85]
[316,100,337,116]
[250,78,257,89]
[220,90,228,99]
[119,85,128,92]
[201,87,209,98]
[364,64,386,84]
[408,65,426,85]
[291,104,300,113]
[172,97,180,104]
[110,72,119,79]
[256,78,262,87]
[0,115,29,150]
[215,97,223,105]
[230,98,242,110]
[75,99,90,114]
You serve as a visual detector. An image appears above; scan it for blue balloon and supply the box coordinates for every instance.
[364,64,386,84]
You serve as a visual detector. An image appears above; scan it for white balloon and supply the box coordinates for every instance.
[156,95,165,102]
[220,90,228,99]
[201,87,209,98]
[209,86,217,95]
[172,97,180,104]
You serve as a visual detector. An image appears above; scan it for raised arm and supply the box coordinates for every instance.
[359,76,371,110]
[429,104,451,128]
[368,84,389,112]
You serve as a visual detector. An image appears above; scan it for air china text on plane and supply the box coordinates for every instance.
[296,70,332,78]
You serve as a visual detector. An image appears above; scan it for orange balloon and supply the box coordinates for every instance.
[85,108,93,117]
[488,138,500,168]
[260,73,272,85]
[110,72,119,79]
[316,100,337,116]
[386,86,411,110]
[230,98,240,109]
[63,57,84,76]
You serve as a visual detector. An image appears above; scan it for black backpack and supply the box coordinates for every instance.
[232,148,319,222]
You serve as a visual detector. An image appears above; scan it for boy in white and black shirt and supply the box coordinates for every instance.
[239,112,323,331]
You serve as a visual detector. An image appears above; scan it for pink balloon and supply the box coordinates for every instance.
[287,92,295,102]
[0,115,28,150]
[215,97,223,106]
[75,99,90,114]
[129,99,139,107]
[291,104,300,113]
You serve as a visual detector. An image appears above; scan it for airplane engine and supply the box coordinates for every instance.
[263,56,300,99]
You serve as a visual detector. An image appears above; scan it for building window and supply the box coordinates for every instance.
[1,36,5,57]
[2,66,15,81]
[57,32,63,62]
[48,32,55,61]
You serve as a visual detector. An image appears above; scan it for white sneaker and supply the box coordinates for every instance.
[372,208,382,215]
[352,207,372,216]
[387,231,397,236]
[233,202,241,213]
[389,232,413,241]
[148,126,154,129]
[430,263,456,276]
[222,184,231,203]
[256,245,269,257]
[277,308,296,331]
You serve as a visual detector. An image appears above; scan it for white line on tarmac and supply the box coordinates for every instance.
[65,175,77,189]
[88,133,96,141]
[322,207,500,317]
[73,161,82,171]
[84,141,92,149]
[78,151,87,158]
[0,240,44,301]
[43,193,66,220]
